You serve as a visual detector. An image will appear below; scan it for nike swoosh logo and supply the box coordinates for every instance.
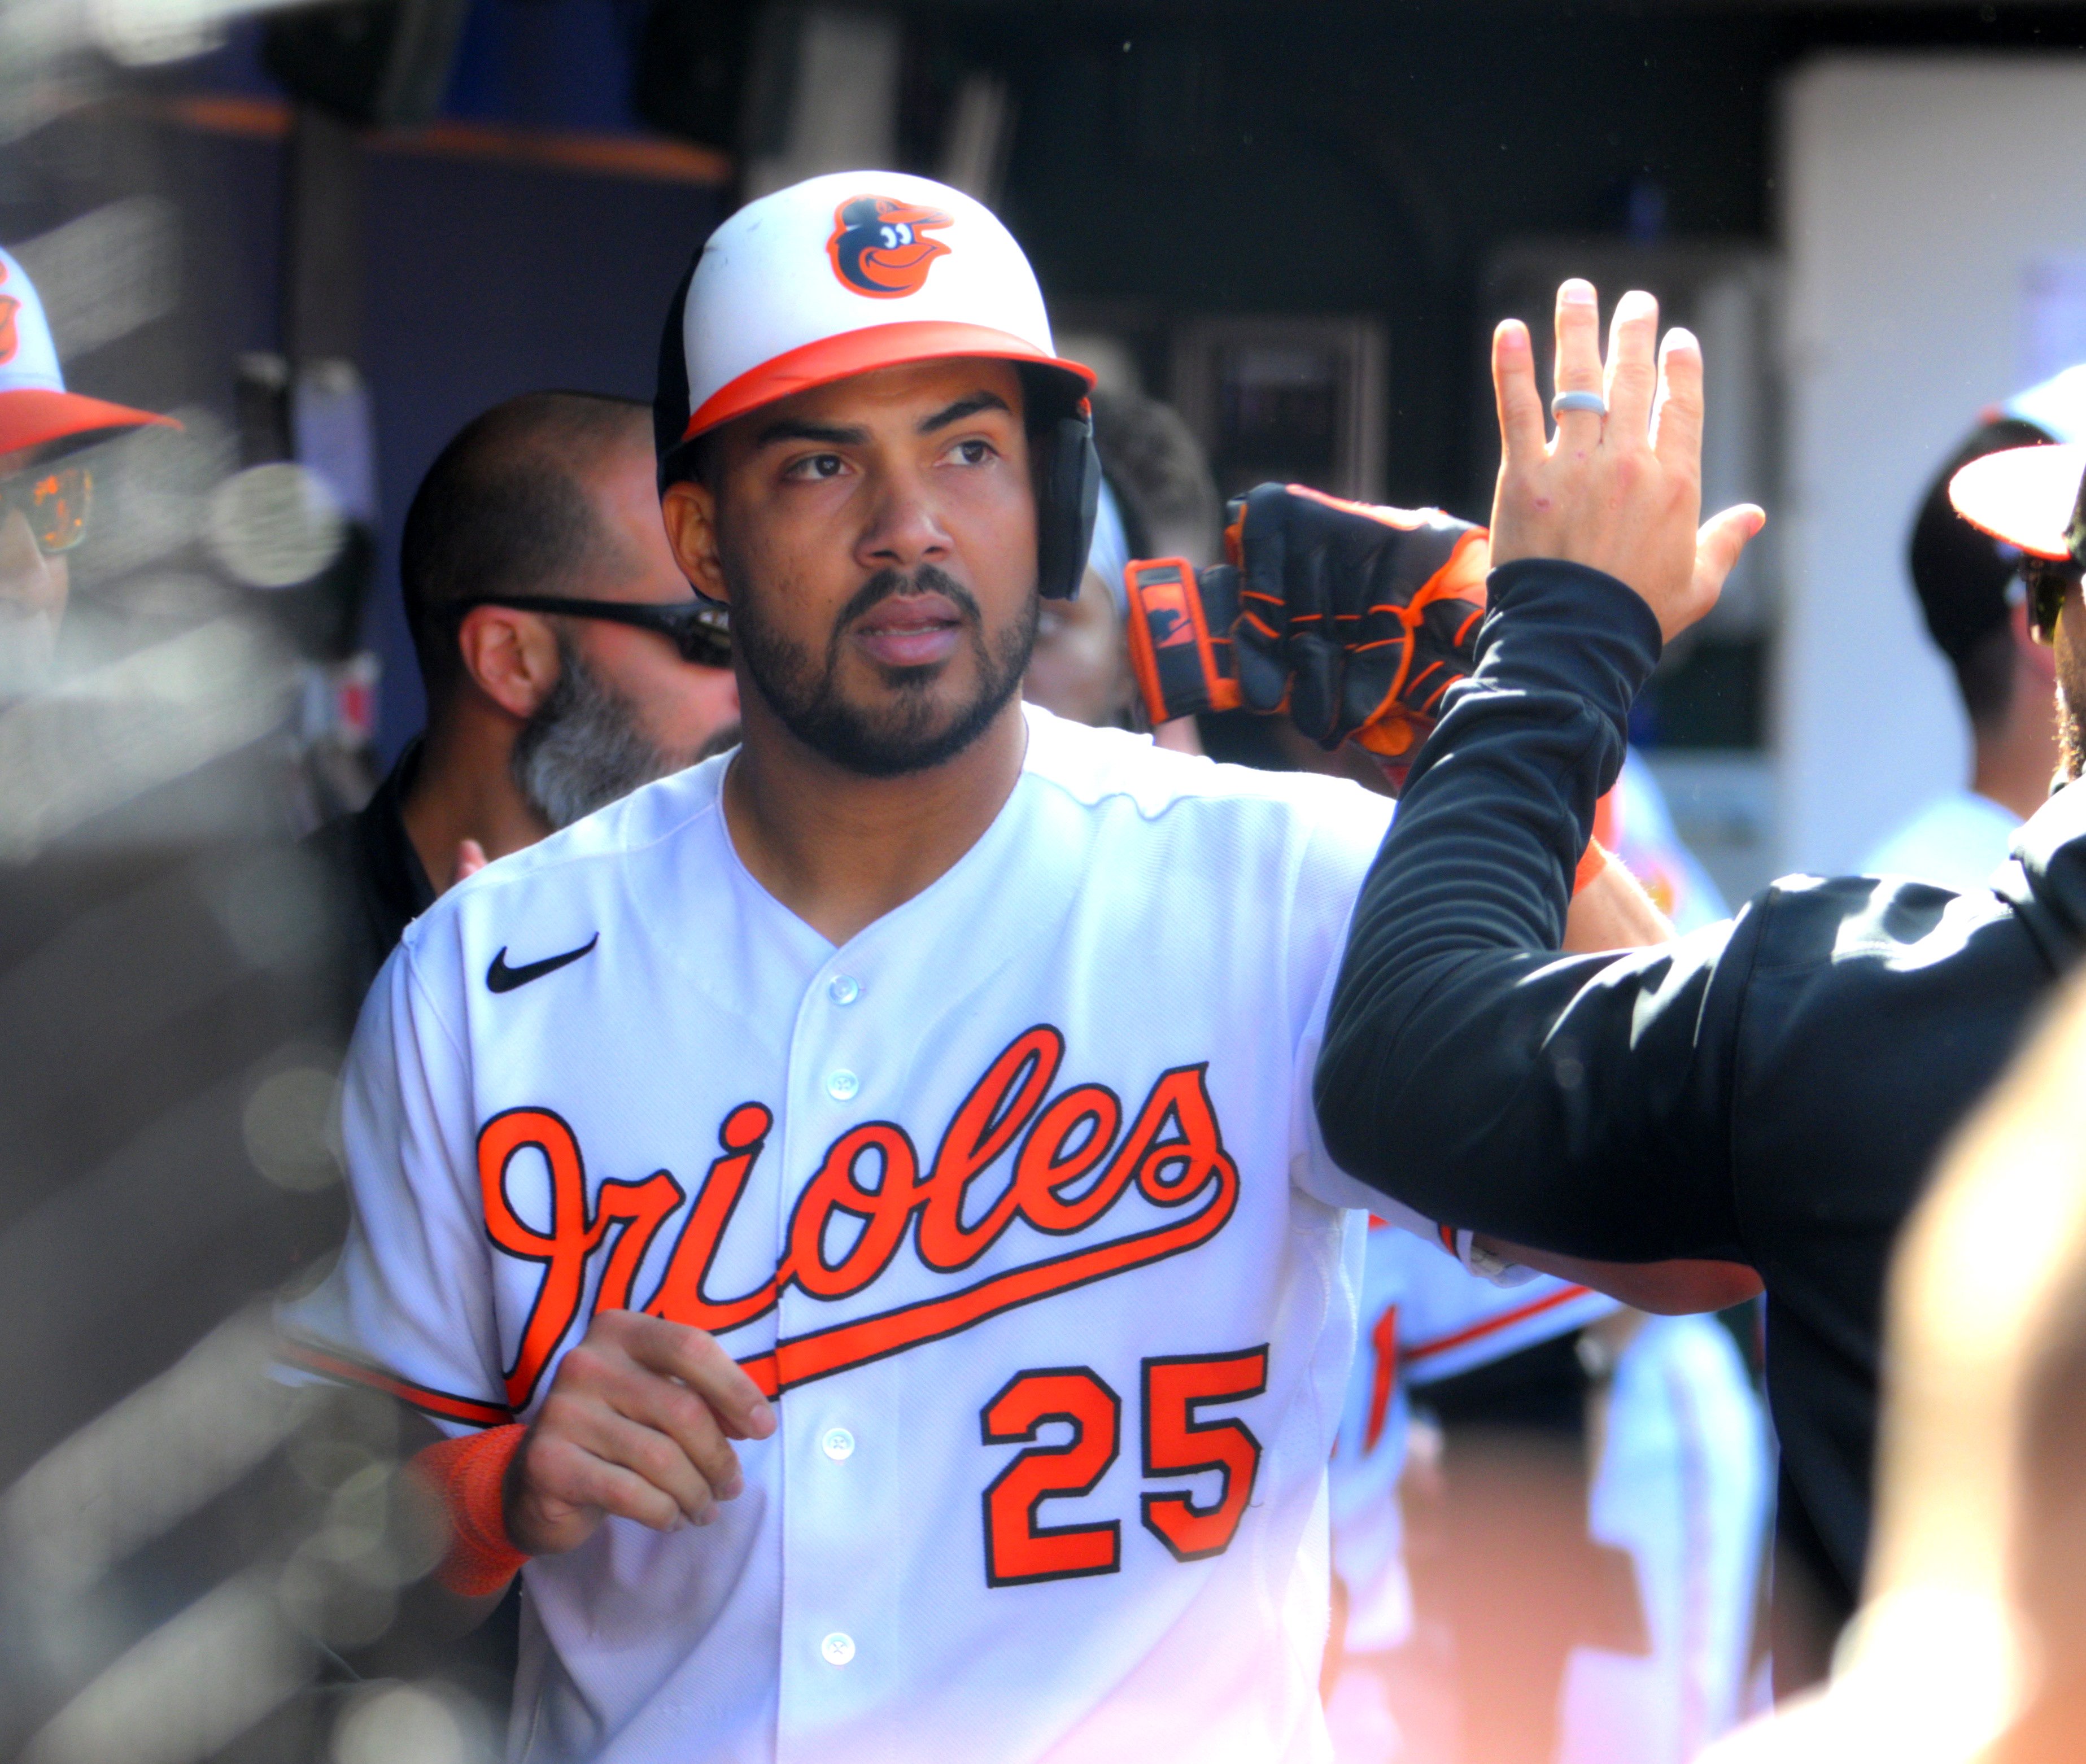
[486,935,599,993]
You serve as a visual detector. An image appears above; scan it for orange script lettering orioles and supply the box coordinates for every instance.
[478,1027,1240,1409]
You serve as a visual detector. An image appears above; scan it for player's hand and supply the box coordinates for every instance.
[1123,487,1489,776]
[1227,485,1490,759]
[503,1309,777,1555]
[1488,279,1764,642]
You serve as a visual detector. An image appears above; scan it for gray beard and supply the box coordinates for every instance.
[511,634,712,829]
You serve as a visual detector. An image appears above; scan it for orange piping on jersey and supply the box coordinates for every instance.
[1364,1305,1398,1453]
[1403,1284,1595,1366]
[281,1336,514,1429]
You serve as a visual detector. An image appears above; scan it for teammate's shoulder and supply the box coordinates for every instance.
[395,757,727,959]
[1020,704,1393,837]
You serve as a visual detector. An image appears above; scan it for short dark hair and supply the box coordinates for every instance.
[399,391,651,700]
[1088,386,1223,566]
[1908,415,2052,728]
[1953,621,2020,732]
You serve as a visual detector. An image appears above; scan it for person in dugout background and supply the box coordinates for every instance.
[1862,364,2085,889]
[311,391,743,1000]
[0,244,174,692]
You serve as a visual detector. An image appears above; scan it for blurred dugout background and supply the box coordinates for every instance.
[2,2,2085,1762]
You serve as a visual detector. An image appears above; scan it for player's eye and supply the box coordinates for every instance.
[946,439,996,468]
[782,452,849,482]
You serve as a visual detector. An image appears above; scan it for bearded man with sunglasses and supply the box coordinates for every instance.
[313,390,740,996]
[0,245,174,689]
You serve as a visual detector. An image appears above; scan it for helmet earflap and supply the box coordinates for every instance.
[1037,404,1102,601]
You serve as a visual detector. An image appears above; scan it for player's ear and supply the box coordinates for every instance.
[662,479,730,605]
[456,605,561,721]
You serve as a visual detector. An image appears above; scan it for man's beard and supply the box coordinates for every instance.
[511,632,739,829]
[726,560,1036,778]
[2062,682,2084,784]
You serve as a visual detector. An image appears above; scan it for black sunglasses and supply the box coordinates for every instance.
[443,594,731,668]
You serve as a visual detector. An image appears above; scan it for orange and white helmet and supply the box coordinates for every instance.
[654,171,1101,599]
[0,246,174,461]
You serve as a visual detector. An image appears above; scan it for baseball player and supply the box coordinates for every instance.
[281,174,1709,1763]
[0,244,173,687]
[1861,363,2086,890]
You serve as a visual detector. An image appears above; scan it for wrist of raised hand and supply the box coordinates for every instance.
[1473,558,1662,726]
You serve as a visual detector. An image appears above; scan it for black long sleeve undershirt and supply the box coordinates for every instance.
[1315,558,1756,1264]
[1316,555,2085,1627]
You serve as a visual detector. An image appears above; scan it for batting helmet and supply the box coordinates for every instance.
[653,171,1101,601]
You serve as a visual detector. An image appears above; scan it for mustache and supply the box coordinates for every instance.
[838,564,981,631]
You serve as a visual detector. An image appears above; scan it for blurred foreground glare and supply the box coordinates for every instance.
[0,4,492,1757]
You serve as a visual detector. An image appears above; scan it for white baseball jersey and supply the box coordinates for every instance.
[283,704,1446,1764]
[1328,1223,1616,1657]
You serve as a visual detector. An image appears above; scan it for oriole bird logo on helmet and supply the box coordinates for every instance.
[826,195,953,299]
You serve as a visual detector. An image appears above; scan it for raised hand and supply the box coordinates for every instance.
[1487,278,1764,641]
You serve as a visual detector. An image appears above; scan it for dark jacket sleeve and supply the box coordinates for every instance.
[1314,559,1758,1264]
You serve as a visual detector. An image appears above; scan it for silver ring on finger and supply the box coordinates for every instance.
[1551,390,1608,419]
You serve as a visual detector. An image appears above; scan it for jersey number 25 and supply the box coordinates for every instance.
[978,1346,1268,1588]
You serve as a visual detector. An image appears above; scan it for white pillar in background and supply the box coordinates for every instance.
[1777,56,2086,876]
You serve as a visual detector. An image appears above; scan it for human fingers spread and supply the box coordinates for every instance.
[1551,279,1605,439]
[1651,328,1705,473]
[1603,290,1660,440]
[607,1310,777,1442]
[1678,504,1766,640]
[1493,319,1547,466]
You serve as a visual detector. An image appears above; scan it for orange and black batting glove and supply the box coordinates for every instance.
[1124,483,1489,772]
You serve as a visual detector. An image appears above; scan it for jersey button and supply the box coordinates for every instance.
[826,1069,859,1101]
[821,1632,856,1667]
[822,1426,856,1461]
[828,973,861,1005]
